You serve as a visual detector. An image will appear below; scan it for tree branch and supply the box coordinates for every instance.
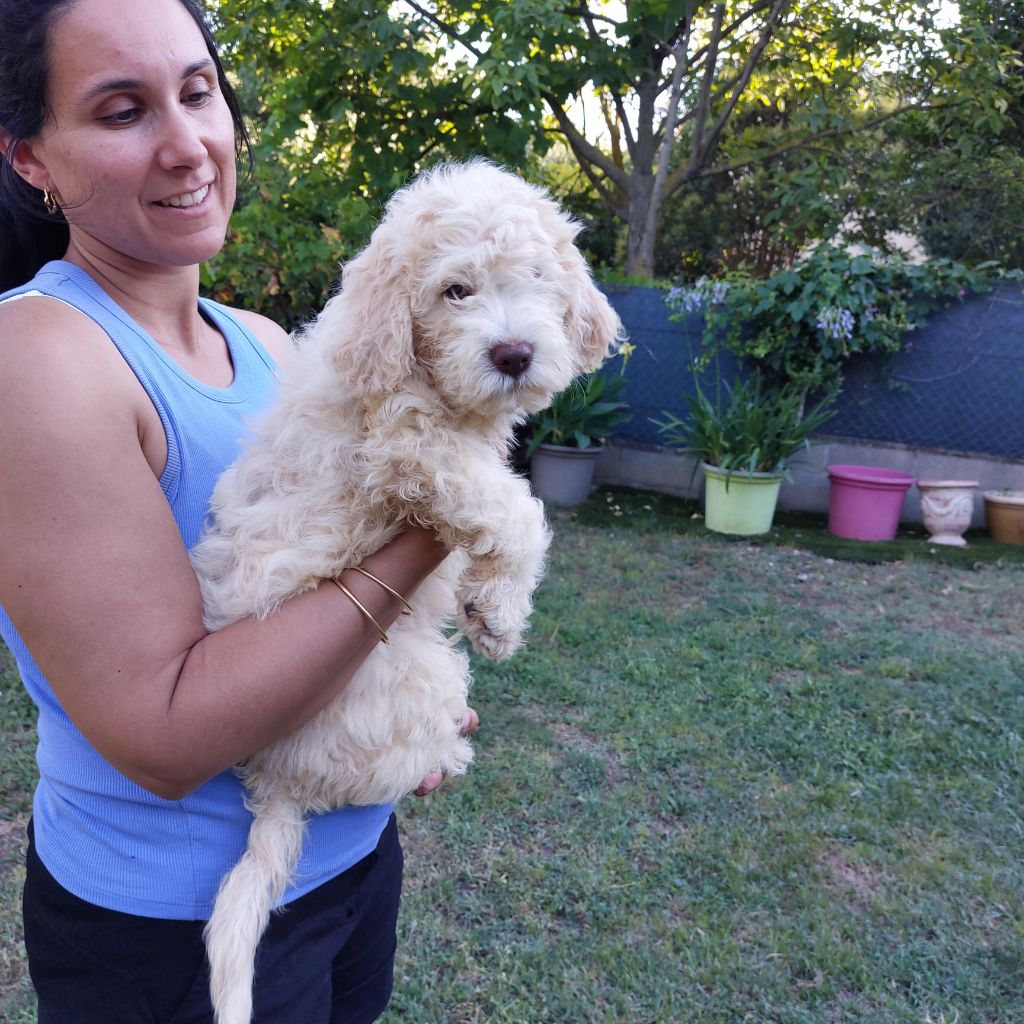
[543,95,631,190]
[400,0,484,59]
[599,92,626,171]
[645,31,692,257]
[678,0,778,84]
[611,92,638,158]
[545,126,628,220]
[675,101,959,192]
[578,5,637,158]
[688,4,725,173]
[694,0,790,170]
[562,4,622,30]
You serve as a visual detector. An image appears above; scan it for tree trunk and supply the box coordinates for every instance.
[624,175,658,279]
[624,64,661,279]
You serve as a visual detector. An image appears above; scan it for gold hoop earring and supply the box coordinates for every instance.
[42,189,60,215]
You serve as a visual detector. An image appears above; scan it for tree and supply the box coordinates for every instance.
[542,0,1024,278]
[375,0,987,277]
[207,0,1019,315]
[856,0,1024,267]
[206,1,549,322]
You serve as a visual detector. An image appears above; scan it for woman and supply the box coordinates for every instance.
[0,1,476,1020]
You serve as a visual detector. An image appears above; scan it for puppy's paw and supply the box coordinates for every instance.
[457,585,527,661]
[415,733,475,796]
[444,732,475,777]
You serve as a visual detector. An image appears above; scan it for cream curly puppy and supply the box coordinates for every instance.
[191,160,622,1024]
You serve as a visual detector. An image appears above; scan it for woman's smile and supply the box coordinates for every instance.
[155,182,211,209]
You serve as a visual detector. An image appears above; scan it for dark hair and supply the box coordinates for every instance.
[0,0,254,292]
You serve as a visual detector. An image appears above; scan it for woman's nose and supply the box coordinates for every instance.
[156,108,209,170]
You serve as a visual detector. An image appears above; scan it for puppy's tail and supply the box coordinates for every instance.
[204,793,306,1024]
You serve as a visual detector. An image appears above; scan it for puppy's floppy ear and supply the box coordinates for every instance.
[322,223,415,398]
[547,210,624,374]
[565,258,625,373]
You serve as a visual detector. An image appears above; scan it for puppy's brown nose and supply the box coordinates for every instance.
[490,341,534,378]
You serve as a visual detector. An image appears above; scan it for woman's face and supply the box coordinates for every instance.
[26,0,238,270]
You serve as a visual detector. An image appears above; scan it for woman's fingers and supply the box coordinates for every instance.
[414,769,445,797]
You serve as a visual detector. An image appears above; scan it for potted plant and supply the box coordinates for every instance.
[654,372,835,535]
[526,349,633,506]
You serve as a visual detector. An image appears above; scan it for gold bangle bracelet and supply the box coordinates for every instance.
[329,578,389,645]
[347,566,413,616]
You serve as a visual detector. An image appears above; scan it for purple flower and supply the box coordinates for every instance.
[816,305,855,341]
[666,278,730,315]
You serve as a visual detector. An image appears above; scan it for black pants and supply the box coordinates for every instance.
[22,815,403,1024]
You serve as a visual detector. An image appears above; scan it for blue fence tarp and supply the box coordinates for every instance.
[602,282,1024,461]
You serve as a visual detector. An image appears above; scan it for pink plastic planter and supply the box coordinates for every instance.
[827,464,916,541]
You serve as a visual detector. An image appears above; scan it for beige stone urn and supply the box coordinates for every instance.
[917,480,979,547]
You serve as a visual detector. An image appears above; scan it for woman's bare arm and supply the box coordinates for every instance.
[0,299,448,799]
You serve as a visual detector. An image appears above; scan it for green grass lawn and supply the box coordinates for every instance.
[3,488,1023,1023]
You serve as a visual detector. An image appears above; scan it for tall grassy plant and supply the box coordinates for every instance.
[526,371,631,454]
[653,373,836,477]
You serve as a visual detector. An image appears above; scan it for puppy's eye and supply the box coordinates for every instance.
[444,283,473,302]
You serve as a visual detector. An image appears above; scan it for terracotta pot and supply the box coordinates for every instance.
[983,490,1024,545]
[917,480,978,547]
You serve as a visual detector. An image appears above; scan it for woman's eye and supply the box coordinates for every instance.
[185,90,213,106]
[444,284,472,301]
[102,108,138,126]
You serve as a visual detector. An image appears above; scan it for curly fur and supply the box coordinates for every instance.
[191,160,623,1024]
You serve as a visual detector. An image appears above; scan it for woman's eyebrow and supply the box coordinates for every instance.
[78,59,216,105]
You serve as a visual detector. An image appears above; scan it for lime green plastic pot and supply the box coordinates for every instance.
[702,463,784,536]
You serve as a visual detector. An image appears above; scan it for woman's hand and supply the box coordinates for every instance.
[414,708,480,796]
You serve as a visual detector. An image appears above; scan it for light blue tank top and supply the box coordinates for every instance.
[0,261,391,919]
